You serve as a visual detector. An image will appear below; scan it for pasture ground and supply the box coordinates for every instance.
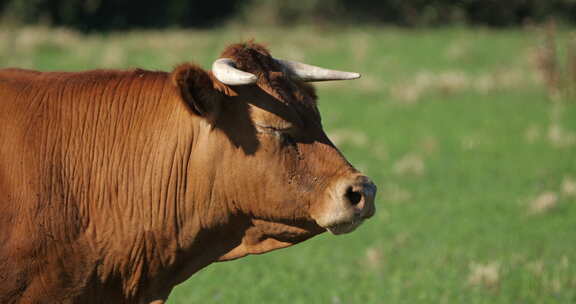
[2,25,575,303]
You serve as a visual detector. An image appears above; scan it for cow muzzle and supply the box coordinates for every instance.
[314,175,377,235]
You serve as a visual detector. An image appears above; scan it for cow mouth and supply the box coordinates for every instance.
[325,219,364,235]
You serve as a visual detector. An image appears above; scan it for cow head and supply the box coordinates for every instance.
[172,42,376,260]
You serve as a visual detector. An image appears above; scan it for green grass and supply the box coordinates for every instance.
[2,25,576,303]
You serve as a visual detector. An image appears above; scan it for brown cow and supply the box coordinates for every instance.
[0,42,376,303]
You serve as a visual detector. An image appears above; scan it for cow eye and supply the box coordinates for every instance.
[254,123,298,146]
[254,123,294,135]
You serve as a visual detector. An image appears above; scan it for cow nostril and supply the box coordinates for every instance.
[345,186,363,206]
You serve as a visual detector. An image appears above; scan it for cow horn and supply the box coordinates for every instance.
[212,58,258,85]
[276,59,361,82]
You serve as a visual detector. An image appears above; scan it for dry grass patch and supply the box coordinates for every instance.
[393,153,425,177]
[528,191,559,215]
[547,123,576,148]
[561,176,576,198]
[390,68,535,104]
[527,175,576,214]
[363,246,384,269]
[327,128,369,147]
[467,261,501,289]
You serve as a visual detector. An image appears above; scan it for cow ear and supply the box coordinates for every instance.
[172,63,223,119]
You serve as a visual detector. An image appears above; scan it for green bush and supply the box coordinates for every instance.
[1,0,575,30]
[1,0,242,31]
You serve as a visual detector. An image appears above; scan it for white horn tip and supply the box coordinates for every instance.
[347,72,361,79]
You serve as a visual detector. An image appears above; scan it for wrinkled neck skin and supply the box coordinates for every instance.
[74,85,323,301]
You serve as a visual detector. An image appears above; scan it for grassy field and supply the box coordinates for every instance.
[2,25,576,303]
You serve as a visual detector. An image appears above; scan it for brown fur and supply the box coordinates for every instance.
[0,42,372,303]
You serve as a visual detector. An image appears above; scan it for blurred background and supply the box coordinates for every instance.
[1,1,576,303]
[1,0,576,30]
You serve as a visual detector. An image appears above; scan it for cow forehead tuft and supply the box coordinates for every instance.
[220,41,271,63]
[220,41,318,111]
[220,41,279,76]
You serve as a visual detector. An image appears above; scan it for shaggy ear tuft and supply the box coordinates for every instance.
[172,63,222,118]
